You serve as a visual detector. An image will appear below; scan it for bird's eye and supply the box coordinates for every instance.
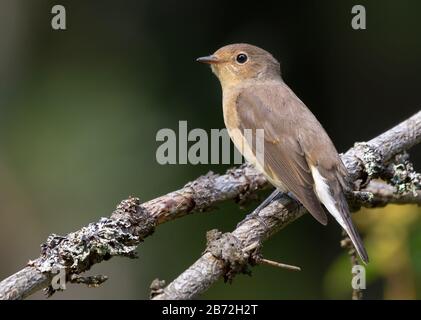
[236,53,248,64]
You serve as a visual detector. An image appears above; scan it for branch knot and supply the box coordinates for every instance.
[205,229,251,282]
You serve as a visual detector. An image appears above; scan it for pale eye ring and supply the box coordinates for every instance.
[236,53,248,64]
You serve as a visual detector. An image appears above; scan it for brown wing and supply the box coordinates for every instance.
[235,82,345,225]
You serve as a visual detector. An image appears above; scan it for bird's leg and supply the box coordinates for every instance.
[239,189,299,228]
[253,188,283,214]
[244,189,281,218]
[286,191,298,202]
[239,189,283,228]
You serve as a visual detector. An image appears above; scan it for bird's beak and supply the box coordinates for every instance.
[196,55,220,64]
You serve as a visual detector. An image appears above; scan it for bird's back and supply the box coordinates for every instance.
[223,79,349,194]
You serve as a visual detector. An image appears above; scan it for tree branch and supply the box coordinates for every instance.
[152,111,421,300]
[0,165,267,300]
[0,111,420,300]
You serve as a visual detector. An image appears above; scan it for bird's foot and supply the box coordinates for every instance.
[240,189,284,226]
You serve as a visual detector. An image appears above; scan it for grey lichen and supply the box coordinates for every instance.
[30,197,156,296]
[349,190,375,210]
[353,142,384,178]
[36,218,140,274]
[353,144,420,198]
[389,153,421,196]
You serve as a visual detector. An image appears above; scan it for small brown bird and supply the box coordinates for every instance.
[197,43,369,263]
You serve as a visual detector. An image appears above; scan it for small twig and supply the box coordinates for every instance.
[340,231,363,300]
[255,257,301,272]
[69,274,108,288]
[243,241,301,271]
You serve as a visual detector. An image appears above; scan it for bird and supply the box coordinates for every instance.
[196,43,369,264]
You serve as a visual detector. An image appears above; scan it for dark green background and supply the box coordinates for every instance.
[0,0,420,299]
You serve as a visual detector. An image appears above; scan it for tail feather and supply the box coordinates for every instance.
[310,165,369,264]
[342,214,369,264]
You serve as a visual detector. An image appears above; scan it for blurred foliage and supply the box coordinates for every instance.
[325,205,420,299]
[0,0,420,299]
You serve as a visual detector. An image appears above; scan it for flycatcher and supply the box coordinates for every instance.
[197,43,369,263]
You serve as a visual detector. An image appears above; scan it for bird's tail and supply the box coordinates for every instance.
[310,166,369,264]
[341,213,369,264]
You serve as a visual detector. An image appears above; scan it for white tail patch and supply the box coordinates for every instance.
[310,165,369,264]
[310,165,347,230]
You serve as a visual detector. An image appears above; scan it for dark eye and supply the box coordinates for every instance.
[236,53,248,64]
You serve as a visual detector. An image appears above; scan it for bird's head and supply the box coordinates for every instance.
[197,43,281,89]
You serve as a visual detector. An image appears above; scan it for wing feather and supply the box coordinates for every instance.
[235,83,329,225]
[233,81,368,262]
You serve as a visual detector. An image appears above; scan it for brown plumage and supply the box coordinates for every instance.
[197,43,368,263]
